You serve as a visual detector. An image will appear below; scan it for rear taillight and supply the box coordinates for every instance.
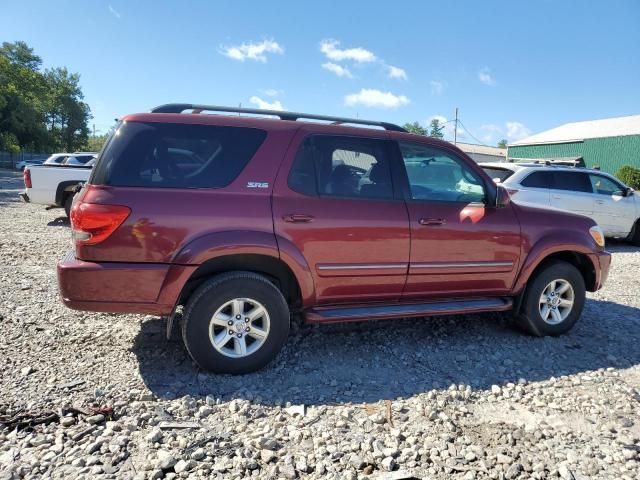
[70,203,131,245]
[23,169,32,188]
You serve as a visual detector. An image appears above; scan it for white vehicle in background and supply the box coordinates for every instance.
[15,158,46,171]
[43,152,97,166]
[21,163,93,217]
[480,162,640,244]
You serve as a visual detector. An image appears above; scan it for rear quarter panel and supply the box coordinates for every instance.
[27,165,91,205]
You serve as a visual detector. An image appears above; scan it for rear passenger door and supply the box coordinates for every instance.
[272,131,410,305]
[549,171,594,217]
[516,170,552,206]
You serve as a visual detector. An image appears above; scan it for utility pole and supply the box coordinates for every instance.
[93,123,96,137]
[454,107,458,145]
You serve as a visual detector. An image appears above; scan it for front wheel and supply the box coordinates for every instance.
[181,272,290,374]
[629,219,640,246]
[517,260,586,336]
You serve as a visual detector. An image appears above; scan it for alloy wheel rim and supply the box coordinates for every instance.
[208,298,270,358]
[538,279,574,325]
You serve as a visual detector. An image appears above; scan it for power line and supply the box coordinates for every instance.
[455,118,493,147]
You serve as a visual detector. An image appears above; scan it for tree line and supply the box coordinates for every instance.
[0,41,91,154]
[403,118,508,148]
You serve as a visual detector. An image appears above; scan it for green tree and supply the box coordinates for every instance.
[0,41,91,153]
[428,118,444,139]
[497,139,508,148]
[44,67,91,151]
[616,165,640,190]
[403,121,427,135]
[85,133,109,152]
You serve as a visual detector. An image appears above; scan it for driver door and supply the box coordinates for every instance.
[394,141,521,298]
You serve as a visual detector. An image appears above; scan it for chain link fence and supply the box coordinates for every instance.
[0,151,50,170]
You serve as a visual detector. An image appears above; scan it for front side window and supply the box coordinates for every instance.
[398,142,486,203]
[589,174,625,196]
[288,135,393,199]
[91,121,266,188]
[552,172,592,193]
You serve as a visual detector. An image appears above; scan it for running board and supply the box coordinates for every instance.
[305,297,513,324]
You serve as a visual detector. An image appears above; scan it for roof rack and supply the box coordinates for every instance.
[150,103,407,132]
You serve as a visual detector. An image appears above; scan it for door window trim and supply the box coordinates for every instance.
[286,133,405,202]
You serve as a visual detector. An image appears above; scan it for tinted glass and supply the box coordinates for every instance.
[288,135,393,199]
[91,122,266,188]
[589,174,624,196]
[553,172,592,193]
[399,142,486,203]
[521,171,553,188]
[481,167,515,183]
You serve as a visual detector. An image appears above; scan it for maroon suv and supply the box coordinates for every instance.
[57,104,611,373]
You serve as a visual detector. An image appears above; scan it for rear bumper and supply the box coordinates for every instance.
[57,251,196,315]
[590,250,611,291]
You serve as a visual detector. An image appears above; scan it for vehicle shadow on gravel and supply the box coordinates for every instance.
[47,216,69,226]
[133,298,640,406]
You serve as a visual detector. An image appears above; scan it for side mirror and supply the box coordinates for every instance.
[496,185,511,208]
[625,187,634,197]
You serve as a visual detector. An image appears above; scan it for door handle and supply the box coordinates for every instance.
[283,214,314,223]
[419,218,446,226]
[595,200,605,205]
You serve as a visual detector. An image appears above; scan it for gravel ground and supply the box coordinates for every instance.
[1,169,639,480]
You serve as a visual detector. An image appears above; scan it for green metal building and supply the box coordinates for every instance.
[507,114,640,175]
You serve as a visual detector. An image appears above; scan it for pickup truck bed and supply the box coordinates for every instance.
[22,164,92,213]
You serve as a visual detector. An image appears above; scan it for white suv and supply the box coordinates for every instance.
[480,162,640,244]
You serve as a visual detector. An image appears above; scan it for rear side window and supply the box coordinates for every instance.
[521,171,553,188]
[91,121,266,188]
[288,135,394,199]
[552,171,592,193]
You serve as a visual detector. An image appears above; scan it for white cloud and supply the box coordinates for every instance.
[250,96,284,111]
[322,62,353,78]
[430,80,445,95]
[344,89,409,109]
[478,67,496,86]
[387,65,407,80]
[108,5,121,18]
[480,124,503,142]
[506,121,531,140]
[262,88,280,97]
[220,40,284,62]
[320,39,376,63]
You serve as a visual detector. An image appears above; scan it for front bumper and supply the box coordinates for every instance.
[57,251,196,315]
[589,250,611,291]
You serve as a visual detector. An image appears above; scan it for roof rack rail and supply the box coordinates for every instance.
[150,103,407,132]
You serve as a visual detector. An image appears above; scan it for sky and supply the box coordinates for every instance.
[3,0,640,144]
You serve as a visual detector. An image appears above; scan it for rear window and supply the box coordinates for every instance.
[481,167,514,183]
[91,121,266,188]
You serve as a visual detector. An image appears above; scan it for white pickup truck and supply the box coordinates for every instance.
[21,163,93,216]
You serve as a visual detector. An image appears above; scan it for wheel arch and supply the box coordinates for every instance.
[170,231,315,311]
[513,231,600,295]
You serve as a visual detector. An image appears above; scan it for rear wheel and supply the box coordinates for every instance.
[517,260,585,336]
[64,193,74,218]
[181,272,290,374]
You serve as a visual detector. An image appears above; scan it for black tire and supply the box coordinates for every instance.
[629,219,640,246]
[64,194,74,218]
[517,260,586,336]
[181,272,290,374]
